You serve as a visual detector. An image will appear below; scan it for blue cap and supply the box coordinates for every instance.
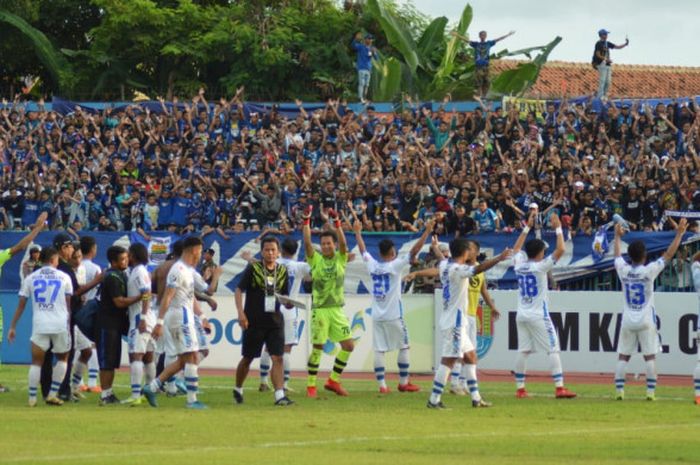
[365,33,374,39]
[598,29,610,36]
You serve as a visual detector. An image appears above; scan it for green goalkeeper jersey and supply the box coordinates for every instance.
[307,251,347,309]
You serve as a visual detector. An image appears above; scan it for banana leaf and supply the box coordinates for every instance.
[434,4,472,81]
[417,16,448,65]
[366,0,420,74]
[489,36,562,97]
[373,56,403,102]
[0,9,73,90]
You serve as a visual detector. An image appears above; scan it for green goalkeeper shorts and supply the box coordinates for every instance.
[310,307,351,345]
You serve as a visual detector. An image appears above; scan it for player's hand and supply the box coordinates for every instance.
[207,297,218,312]
[677,218,688,234]
[302,205,313,220]
[238,314,249,330]
[201,317,212,335]
[327,208,338,220]
[498,247,513,261]
[403,273,416,282]
[7,328,15,343]
[527,210,536,228]
[138,319,148,334]
[152,324,163,340]
[492,308,501,321]
[353,219,362,234]
[614,223,625,237]
[550,213,561,229]
[36,211,49,224]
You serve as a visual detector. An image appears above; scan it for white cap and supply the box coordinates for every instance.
[529,202,539,210]
[574,181,585,188]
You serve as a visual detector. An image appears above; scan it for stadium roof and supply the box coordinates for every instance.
[491,60,700,99]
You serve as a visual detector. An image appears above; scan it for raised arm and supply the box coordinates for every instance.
[493,30,515,43]
[614,223,624,257]
[328,209,347,255]
[409,218,435,259]
[302,205,314,259]
[663,218,688,263]
[550,213,565,262]
[353,218,367,256]
[9,212,48,256]
[473,247,512,275]
[513,210,536,253]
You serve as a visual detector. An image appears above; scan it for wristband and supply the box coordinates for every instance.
[555,227,563,235]
[156,318,164,326]
[303,218,310,226]
[334,219,341,228]
[522,226,530,234]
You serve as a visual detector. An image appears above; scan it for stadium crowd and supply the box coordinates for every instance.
[0,90,699,238]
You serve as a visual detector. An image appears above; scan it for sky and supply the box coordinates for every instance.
[402,0,699,67]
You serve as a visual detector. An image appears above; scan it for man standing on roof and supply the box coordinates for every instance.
[352,31,380,103]
[592,29,629,101]
[451,29,515,99]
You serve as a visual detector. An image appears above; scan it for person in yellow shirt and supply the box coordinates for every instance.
[0,212,48,392]
[450,240,500,401]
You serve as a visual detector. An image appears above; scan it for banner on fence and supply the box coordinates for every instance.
[0,230,693,295]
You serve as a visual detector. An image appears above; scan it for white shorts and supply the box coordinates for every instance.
[466,315,477,348]
[617,325,659,356]
[156,324,177,357]
[165,308,200,355]
[74,327,93,352]
[282,307,300,346]
[440,325,474,359]
[373,318,409,352]
[516,316,560,353]
[128,328,156,354]
[697,331,700,361]
[193,314,208,352]
[31,332,71,353]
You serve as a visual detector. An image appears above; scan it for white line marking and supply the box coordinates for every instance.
[5,422,699,463]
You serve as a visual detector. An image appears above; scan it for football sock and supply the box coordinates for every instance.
[144,362,156,385]
[329,350,351,382]
[373,351,386,388]
[274,389,285,402]
[283,353,291,388]
[515,352,528,389]
[429,364,450,404]
[307,348,322,387]
[130,361,144,399]
[463,363,481,402]
[614,360,628,393]
[184,363,198,403]
[397,348,410,385]
[150,378,163,392]
[260,350,271,385]
[87,350,99,387]
[28,364,40,400]
[71,361,86,391]
[694,363,700,397]
[50,361,67,397]
[645,359,657,395]
[451,362,462,388]
[549,353,564,388]
[101,388,113,400]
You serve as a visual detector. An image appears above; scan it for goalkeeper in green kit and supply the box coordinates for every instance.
[302,206,354,397]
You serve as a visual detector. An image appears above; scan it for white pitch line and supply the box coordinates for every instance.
[4,422,699,463]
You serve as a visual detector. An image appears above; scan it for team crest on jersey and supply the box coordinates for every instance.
[476,302,494,359]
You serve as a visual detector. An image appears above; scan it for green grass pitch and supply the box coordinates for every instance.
[0,365,698,465]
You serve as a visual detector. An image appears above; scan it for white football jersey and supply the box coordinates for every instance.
[277,257,311,298]
[164,260,195,314]
[20,266,73,334]
[362,252,410,321]
[128,264,153,329]
[437,259,475,330]
[513,251,555,319]
[692,262,700,319]
[82,258,101,301]
[75,264,86,286]
[615,256,666,330]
